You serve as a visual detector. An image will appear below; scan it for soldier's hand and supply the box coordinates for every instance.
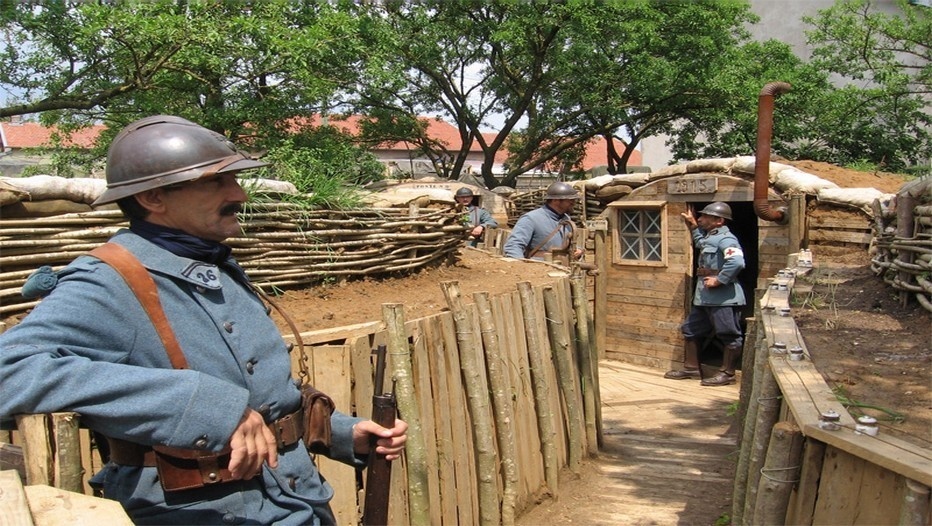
[228,408,278,480]
[353,418,408,460]
[702,276,721,288]
[470,226,484,237]
[681,208,698,230]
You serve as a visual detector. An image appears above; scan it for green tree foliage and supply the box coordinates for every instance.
[2,0,927,187]
[0,0,370,181]
[349,0,771,187]
[802,0,931,170]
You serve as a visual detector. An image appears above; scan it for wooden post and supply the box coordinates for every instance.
[15,413,83,493]
[0,470,34,526]
[895,193,917,307]
[542,286,584,471]
[473,291,518,526]
[752,421,804,525]
[381,303,430,526]
[440,282,500,526]
[732,307,769,526]
[899,479,931,526]
[570,274,600,453]
[741,357,783,524]
[593,227,607,360]
[787,194,805,255]
[517,281,558,497]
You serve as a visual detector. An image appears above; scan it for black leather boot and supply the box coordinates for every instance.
[664,339,701,380]
[701,342,741,386]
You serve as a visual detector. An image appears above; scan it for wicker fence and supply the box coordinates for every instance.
[0,202,468,316]
[869,178,932,312]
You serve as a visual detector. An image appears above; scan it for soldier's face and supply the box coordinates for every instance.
[697,214,723,230]
[138,173,249,242]
[549,199,575,214]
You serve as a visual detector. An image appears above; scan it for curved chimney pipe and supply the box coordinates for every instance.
[754,81,792,223]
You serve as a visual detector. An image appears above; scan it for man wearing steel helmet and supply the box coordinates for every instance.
[664,202,746,386]
[0,116,407,524]
[454,186,498,247]
[503,181,583,262]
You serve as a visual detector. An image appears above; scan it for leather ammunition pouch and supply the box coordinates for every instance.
[299,384,335,455]
[697,267,718,277]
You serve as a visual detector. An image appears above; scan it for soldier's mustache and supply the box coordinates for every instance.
[220,203,243,216]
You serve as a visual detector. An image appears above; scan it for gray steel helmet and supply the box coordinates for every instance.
[455,187,475,198]
[699,202,733,220]
[93,115,268,206]
[544,181,579,200]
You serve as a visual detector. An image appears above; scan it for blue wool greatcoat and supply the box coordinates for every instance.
[691,225,746,307]
[502,205,574,259]
[0,230,363,525]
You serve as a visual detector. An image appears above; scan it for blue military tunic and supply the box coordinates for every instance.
[691,225,746,306]
[503,205,574,260]
[463,205,498,231]
[0,230,363,525]
[463,205,498,247]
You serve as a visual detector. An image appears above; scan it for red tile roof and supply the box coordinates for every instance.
[1,116,641,171]
[0,121,105,149]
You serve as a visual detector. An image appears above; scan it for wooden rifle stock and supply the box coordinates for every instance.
[362,345,396,526]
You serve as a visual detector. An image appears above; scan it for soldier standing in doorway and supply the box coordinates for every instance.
[665,202,746,386]
[455,187,498,247]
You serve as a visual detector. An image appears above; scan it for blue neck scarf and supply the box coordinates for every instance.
[130,220,232,266]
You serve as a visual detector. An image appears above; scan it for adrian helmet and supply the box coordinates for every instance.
[455,187,475,198]
[699,202,733,220]
[544,181,579,200]
[93,115,268,206]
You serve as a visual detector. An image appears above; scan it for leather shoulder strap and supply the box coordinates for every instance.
[526,219,572,259]
[89,243,189,370]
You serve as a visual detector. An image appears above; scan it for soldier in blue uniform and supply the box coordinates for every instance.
[503,181,583,262]
[455,187,498,247]
[0,116,407,524]
[665,202,746,386]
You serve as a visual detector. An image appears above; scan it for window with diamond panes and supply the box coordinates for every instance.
[619,209,662,261]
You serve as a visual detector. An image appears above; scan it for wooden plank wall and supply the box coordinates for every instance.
[737,267,932,526]
[6,275,595,525]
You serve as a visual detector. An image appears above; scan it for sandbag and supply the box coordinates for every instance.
[817,187,893,216]
[772,167,839,194]
[0,175,106,205]
[0,178,28,206]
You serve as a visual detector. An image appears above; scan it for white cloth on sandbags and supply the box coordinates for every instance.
[817,187,894,216]
[772,166,839,194]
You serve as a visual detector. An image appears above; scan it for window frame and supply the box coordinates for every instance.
[608,200,668,267]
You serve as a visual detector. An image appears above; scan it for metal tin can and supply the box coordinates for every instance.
[770,341,787,355]
[789,346,805,361]
[779,307,791,317]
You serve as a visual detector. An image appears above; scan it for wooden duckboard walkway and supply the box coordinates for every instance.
[520,360,740,525]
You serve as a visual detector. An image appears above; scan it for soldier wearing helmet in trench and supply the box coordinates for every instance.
[665,202,747,386]
[454,186,498,247]
[0,115,407,524]
[503,181,584,262]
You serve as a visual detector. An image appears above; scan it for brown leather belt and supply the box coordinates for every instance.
[697,267,719,277]
[106,407,304,492]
